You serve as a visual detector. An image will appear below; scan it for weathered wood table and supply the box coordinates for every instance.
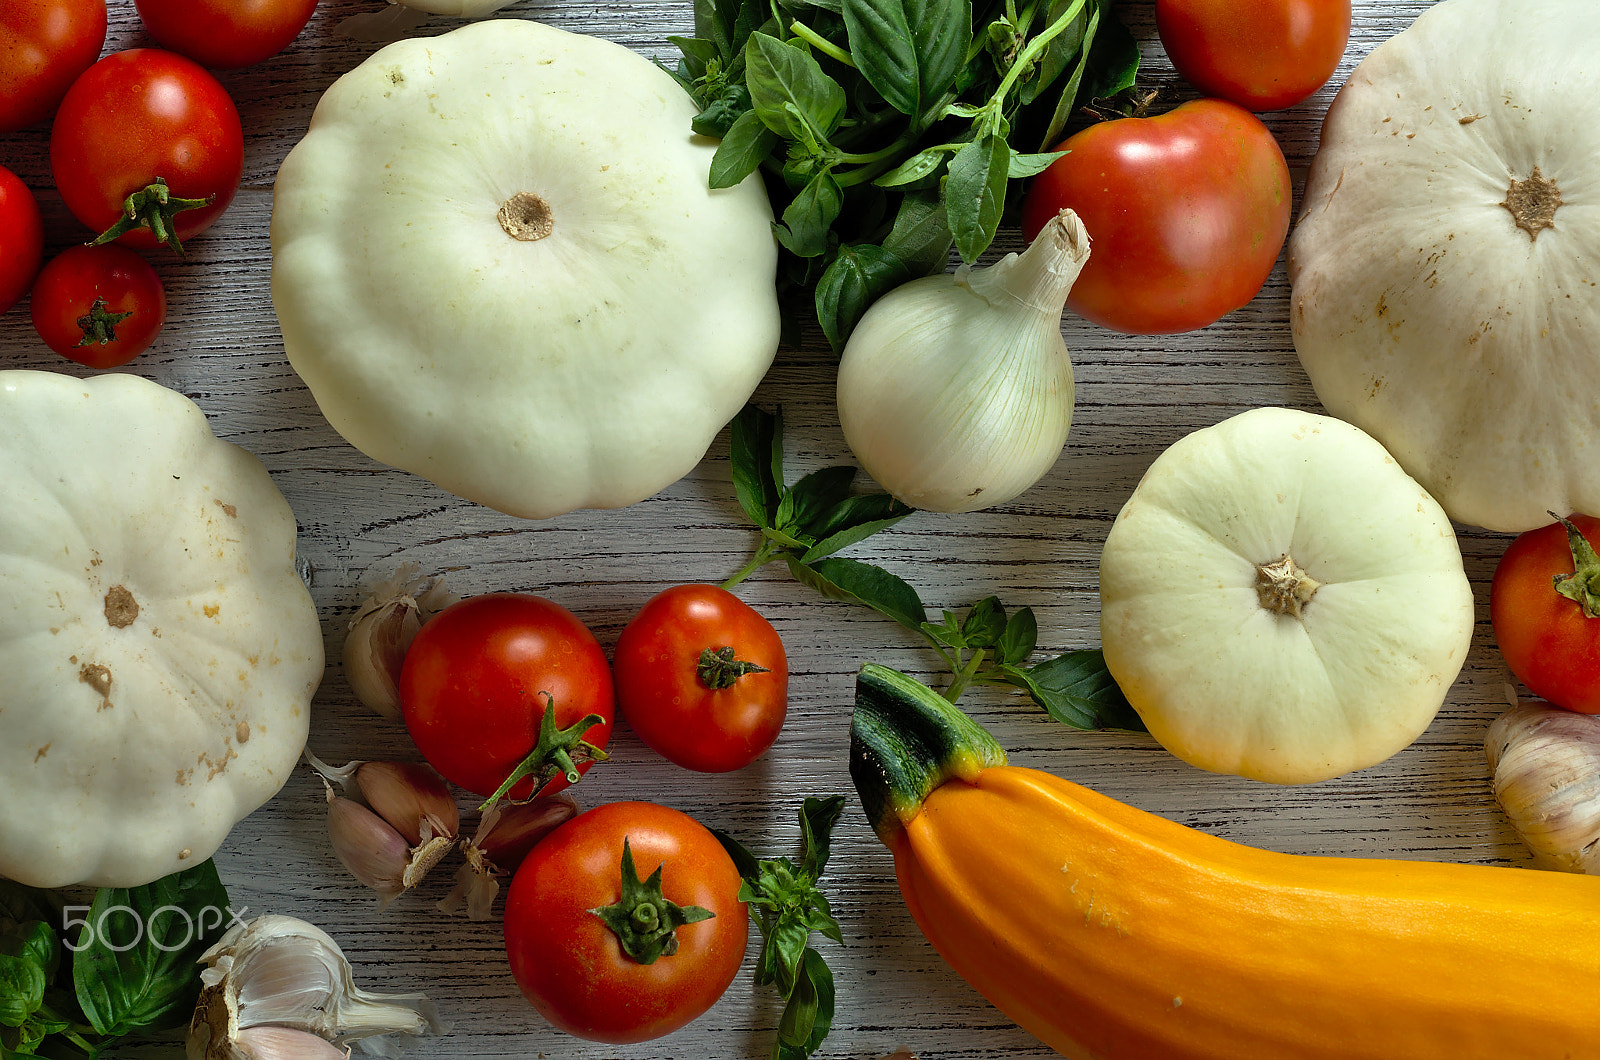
[0,2,1526,1057]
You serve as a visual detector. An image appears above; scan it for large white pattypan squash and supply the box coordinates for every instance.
[1288,0,1600,533]
[0,372,324,888]
[1099,408,1474,785]
[271,19,781,520]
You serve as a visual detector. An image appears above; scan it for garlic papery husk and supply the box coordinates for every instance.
[229,1025,349,1060]
[836,208,1091,513]
[1486,700,1600,874]
[342,565,456,719]
[437,795,578,920]
[189,915,443,1060]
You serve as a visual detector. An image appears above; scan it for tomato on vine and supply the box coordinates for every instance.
[614,584,789,773]
[30,245,167,368]
[1491,513,1600,715]
[133,0,317,70]
[0,166,44,314]
[49,49,244,252]
[1020,98,1292,335]
[1156,0,1351,112]
[0,0,107,133]
[399,593,615,806]
[503,801,748,1044]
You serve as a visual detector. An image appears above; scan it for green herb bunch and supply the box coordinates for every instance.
[666,0,1138,347]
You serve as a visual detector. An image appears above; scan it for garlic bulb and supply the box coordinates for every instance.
[188,915,442,1060]
[836,209,1091,513]
[342,565,455,720]
[1485,699,1600,873]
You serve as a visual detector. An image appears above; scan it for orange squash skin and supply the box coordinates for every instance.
[888,765,1600,1060]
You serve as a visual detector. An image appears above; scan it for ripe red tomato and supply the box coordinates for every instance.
[0,0,107,133]
[1490,514,1600,715]
[613,584,788,773]
[133,0,317,70]
[29,244,167,368]
[399,593,615,802]
[1157,0,1351,112]
[0,166,44,314]
[1020,99,1292,335]
[504,801,748,1044]
[49,49,244,251]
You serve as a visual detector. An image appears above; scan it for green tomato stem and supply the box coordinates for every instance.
[1551,512,1600,618]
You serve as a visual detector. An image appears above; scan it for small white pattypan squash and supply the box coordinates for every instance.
[1099,408,1474,785]
[1288,0,1600,533]
[0,372,323,888]
[271,19,781,520]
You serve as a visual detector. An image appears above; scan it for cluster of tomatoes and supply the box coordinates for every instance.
[395,584,789,1043]
[1019,0,1351,335]
[0,0,316,365]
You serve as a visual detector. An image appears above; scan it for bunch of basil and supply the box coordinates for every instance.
[667,0,1138,347]
[0,862,230,1059]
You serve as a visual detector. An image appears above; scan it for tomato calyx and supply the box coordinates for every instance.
[73,298,134,347]
[1549,512,1600,618]
[696,646,771,690]
[478,694,610,813]
[588,837,715,965]
[91,178,215,255]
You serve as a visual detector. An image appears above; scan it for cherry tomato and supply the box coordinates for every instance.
[49,49,244,251]
[0,0,107,133]
[1157,0,1350,112]
[613,584,788,773]
[29,244,166,368]
[0,166,44,314]
[1490,514,1600,715]
[1020,99,1291,335]
[399,593,615,802]
[504,801,747,1044]
[133,0,317,70]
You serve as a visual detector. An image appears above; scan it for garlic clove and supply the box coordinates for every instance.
[341,565,456,719]
[437,795,577,920]
[230,1026,348,1060]
[1486,699,1600,874]
[326,796,412,904]
[190,915,443,1060]
[355,761,459,846]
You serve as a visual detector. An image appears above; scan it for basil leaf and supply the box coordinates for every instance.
[730,404,784,529]
[1020,0,1092,105]
[815,243,908,351]
[1083,0,1140,101]
[946,132,1009,262]
[745,33,847,140]
[997,606,1039,665]
[800,494,915,561]
[781,466,858,532]
[882,191,954,277]
[960,596,1007,648]
[73,860,230,1038]
[710,108,779,188]
[711,830,763,882]
[776,170,844,258]
[778,951,819,1046]
[843,0,970,117]
[694,81,753,140]
[787,556,927,631]
[0,887,58,939]
[799,795,846,880]
[703,0,767,65]
[797,947,835,1053]
[872,145,953,188]
[1036,2,1100,150]
[669,35,720,82]
[1008,148,1068,178]
[1013,649,1145,731]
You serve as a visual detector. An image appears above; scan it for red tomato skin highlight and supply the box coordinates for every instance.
[49,49,244,248]
[0,0,107,133]
[503,801,748,1044]
[1157,0,1351,112]
[0,166,44,313]
[1491,514,1600,715]
[614,584,789,773]
[1020,98,1292,335]
[29,244,167,368]
[133,0,318,70]
[399,593,615,800]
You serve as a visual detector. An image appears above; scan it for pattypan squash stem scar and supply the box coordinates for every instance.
[1550,512,1600,617]
[789,21,855,68]
[478,694,609,813]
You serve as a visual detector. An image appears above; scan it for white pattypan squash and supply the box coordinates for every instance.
[1099,408,1474,785]
[1288,0,1600,533]
[271,19,781,521]
[0,372,324,888]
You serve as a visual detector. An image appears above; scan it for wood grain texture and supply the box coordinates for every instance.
[0,2,1538,1058]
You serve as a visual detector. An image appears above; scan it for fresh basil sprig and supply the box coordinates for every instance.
[666,0,1139,346]
[715,796,846,1060]
[724,405,1143,731]
[0,860,231,1059]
